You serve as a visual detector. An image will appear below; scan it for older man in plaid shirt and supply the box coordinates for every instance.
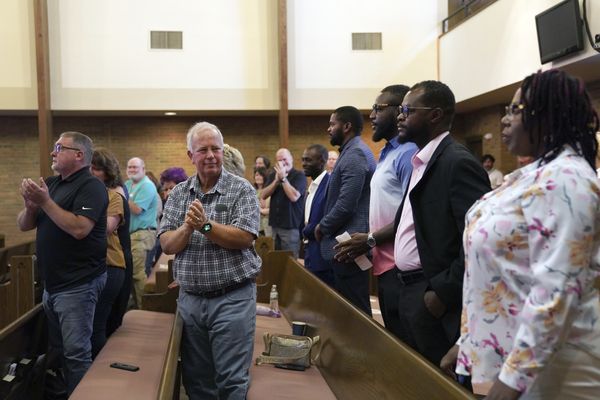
[159,122,260,400]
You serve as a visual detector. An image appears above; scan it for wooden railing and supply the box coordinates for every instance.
[442,0,498,34]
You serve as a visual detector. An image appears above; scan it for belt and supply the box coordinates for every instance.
[395,268,425,285]
[185,278,253,299]
[132,228,156,233]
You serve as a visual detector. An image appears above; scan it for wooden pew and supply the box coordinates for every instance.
[71,310,183,400]
[143,237,274,313]
[0,304,48,400]
[142,259,179,314]
[249,312,336,399]
[0,240,35,281]
[144,252,173,294]
[0,255,37,330]
[258,250,474,400]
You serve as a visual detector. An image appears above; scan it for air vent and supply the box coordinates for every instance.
[150,31,183,49]
[352,32,382,50]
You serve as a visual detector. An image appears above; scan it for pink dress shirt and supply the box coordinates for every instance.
[394,132,450,271]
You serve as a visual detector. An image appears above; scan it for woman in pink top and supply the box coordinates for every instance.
[443,70,600,399]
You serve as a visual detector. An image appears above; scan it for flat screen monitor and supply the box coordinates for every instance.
[535,0,584,64]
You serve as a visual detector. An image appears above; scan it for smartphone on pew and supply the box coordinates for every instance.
[110,362,140,372]
[274,363,305,371]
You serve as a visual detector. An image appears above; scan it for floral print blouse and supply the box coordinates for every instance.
[456,146,600,392]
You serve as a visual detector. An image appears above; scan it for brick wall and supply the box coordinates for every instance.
[1,114,382,246]
[453,105,517,174]
[4,79,598,247]
[454,78,600,175]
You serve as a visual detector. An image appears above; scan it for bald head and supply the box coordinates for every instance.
[127,157,146,182]
[275,148,293,173]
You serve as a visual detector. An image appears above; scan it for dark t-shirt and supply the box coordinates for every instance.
[36,167,108,293]
[267,168,306,229]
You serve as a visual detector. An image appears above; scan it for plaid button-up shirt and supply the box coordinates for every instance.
[158,169,261,292]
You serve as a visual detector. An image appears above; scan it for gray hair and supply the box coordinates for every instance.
[222,144,246,177]
[60,131,93,165]
[186,122,224,151]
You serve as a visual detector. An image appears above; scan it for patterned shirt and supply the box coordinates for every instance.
[456,146,600,392]
[158,169,261,292]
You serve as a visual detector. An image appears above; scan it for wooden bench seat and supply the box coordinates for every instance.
[71,310,182,400]
[248,312,335,400]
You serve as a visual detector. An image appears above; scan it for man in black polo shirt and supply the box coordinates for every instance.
[18,131,108,395]
[260,148,306,258]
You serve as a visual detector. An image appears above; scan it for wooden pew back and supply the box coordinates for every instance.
[142,259,179,313]
[260,251,474,400]
[0,255,37,330]
[0,241,35,280]
[0,304,48,400]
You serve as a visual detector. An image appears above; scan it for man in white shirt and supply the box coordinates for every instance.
[300,144,333,287]
[482,154,503,189]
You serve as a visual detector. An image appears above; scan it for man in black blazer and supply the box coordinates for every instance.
[300,144,333,287]
[392,81,490,366]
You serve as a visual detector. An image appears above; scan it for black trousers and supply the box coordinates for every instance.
[378,269,457,367]
[329,259,372,317]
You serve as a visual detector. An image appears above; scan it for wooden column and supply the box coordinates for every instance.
[34,0,53,178]
[277,0,289,148]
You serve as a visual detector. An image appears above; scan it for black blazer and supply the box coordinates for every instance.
[394,135,490,313]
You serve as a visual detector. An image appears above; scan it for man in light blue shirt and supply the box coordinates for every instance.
[334,85,418,335]
[125,157,158,308]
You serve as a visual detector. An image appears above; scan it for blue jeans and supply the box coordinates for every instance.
[178,282,256,400]
[43,272,107,395]
[92,266,125,358]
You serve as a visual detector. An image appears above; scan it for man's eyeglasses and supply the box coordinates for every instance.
[505,103,525,116]
[372,103,399,112]
[53,143,82,153]
[397,105,435,118]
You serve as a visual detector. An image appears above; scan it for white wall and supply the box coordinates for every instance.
[439,0,600,103]
[288,0,442,109]
[48,0,279,110]
[0,0,37,109]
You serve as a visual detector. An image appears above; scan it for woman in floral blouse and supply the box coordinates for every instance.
[443,70,600,399]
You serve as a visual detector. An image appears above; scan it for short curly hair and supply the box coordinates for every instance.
[160,167,188,185]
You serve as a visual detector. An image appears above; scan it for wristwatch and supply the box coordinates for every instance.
[280,177,287,183]
[367,232,376,248]
[200,222,212,234]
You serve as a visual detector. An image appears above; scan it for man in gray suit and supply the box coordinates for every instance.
[316,106,376,315]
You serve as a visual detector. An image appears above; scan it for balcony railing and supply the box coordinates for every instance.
[442,0,498,34]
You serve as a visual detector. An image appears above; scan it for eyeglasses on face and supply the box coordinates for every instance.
[53,143,82,153]
[505,103,525,116]
[372,103,399,112]
[397,105,435,118]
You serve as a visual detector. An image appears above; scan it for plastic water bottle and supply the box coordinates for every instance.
[269,285,279,314]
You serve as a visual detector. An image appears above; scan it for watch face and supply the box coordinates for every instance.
[367,234,376,248]
[201,222,212,233]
